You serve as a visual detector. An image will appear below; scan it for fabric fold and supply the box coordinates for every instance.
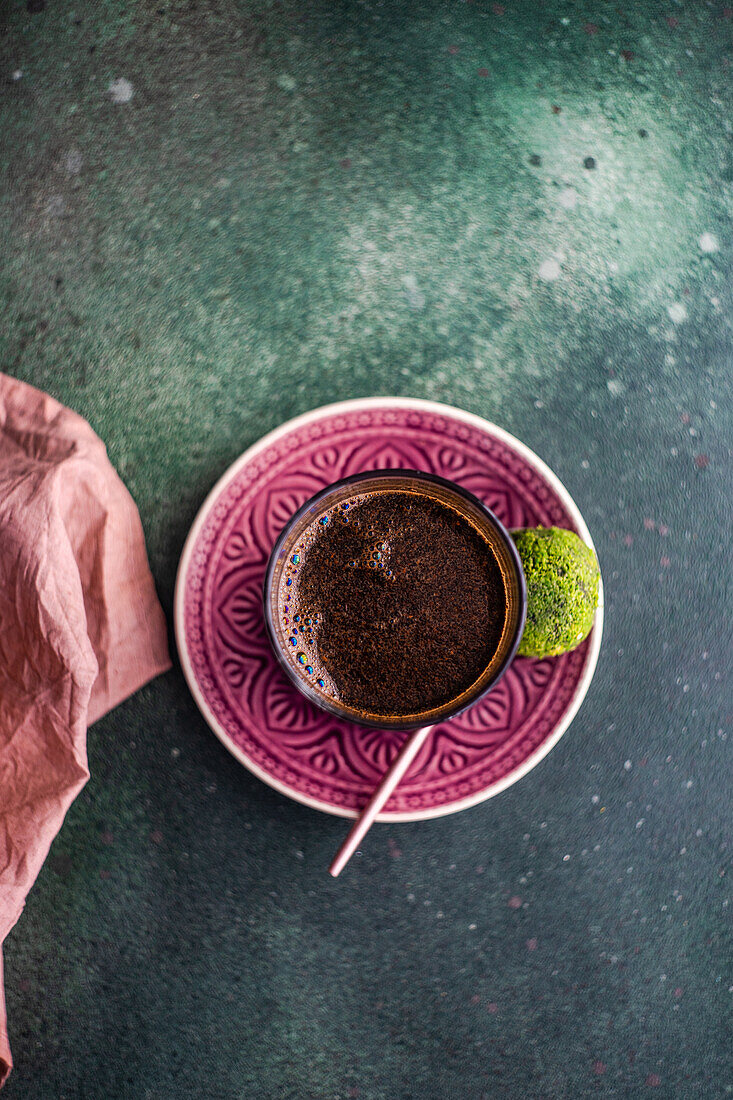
[0,373,171,1086]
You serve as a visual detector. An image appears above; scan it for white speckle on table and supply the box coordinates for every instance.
[636,819,645,829]
[45,194,66,217]
[667,302,688,324]
[12,69,23,81]
[468,923,477,931]
[63,149,83,175]
[624,759,632,771]
[558,187,578,209]
[607,378,625,396]
[581,459,590,468]
[591,794,600,804]
[171,747,180,759]
[401,274,426,309]
[276,74,297,92]
[538,258,562,281]
[699,232,719,253]
[108,77,134,104]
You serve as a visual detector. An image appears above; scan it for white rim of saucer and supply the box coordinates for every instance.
[174,397,604,822]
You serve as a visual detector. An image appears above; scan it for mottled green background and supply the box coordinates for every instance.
[1,0,731,1097]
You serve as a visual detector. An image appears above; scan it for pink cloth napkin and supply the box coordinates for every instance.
[0,374,171,1086]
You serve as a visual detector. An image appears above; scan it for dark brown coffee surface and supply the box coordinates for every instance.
[283,490,507,717]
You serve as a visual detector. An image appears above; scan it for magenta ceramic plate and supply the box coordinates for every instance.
[174,398,603,821]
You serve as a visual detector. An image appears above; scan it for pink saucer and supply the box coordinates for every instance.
[174,399,603,820]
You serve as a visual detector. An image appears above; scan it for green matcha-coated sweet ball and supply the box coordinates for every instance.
[511,526,600,658]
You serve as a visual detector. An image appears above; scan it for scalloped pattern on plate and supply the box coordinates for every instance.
[179,403,595,818]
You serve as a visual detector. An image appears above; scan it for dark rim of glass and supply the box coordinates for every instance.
[262,469,527,730]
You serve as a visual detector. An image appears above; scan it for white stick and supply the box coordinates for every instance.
[329,726,433,877]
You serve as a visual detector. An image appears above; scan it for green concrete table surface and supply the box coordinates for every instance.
[1,0,731,1096]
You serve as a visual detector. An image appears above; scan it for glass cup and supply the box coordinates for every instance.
[263,469,526,730]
